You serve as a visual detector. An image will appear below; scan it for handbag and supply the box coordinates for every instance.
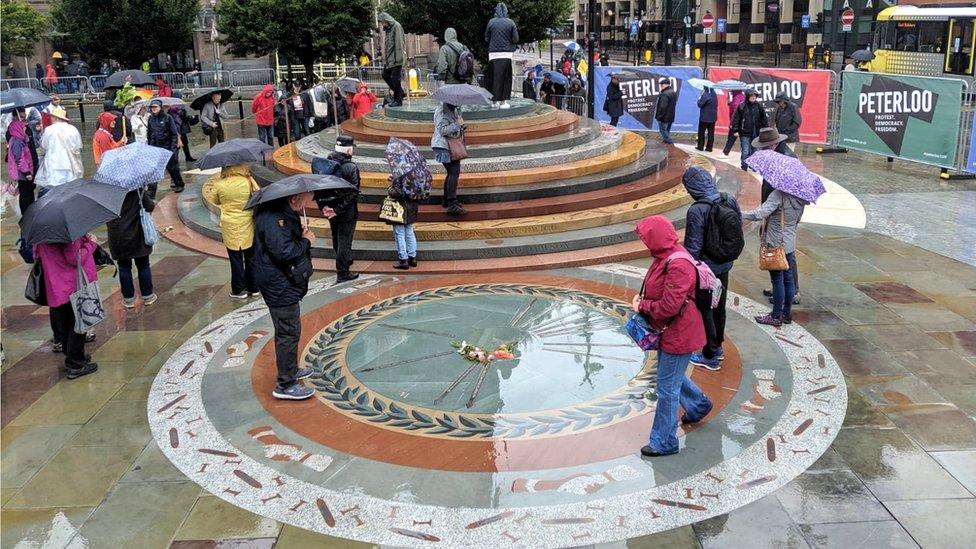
[758,199,788,271]
[378,196,405,224]
[25,260,46,306]
[138,190,160,246]
[625,280,689,351]
[69,250,106,333]
[447,131,467,161]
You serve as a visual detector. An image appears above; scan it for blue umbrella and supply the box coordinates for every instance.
[94,142,174,190]
[543,71,569,87]
[713,79,751,91]
[563,41,581,52]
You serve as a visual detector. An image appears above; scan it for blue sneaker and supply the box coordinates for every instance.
[272,383,313,400]
[713,348,725,361]
[689,353,721,371]
[294,367,314,380]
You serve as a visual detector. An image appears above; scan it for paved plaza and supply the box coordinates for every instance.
[2,101,976,548]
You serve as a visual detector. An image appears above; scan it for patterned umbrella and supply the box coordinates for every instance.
[94,142,175,190]
[744,150,827,204]
[385,137,427,179]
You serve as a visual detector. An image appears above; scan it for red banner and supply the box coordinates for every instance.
[708,67,832,144]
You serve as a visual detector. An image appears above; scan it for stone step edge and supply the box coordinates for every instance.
[360,105,557,132]
[340,111,580,146]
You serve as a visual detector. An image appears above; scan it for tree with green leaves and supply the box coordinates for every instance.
[0,0,50,58]
[216,0,374,79]
[50,0,197,68]
[388,0,572,62]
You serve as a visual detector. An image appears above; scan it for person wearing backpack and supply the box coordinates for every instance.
[435,28,473,84]
[632,215,713,457]
[313,136,361,282]
[681,167,743,371]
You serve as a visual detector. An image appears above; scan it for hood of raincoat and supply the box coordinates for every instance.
[356,82,368,93]
[636,215,680,259]
[682,166,718,201]
[494,2,509,18]
[774,91,790,103]
[443,27,464,49]
[262,83,275,97]
[220,163,251,178]
[7,119,27,141]
[97,111,116,131]
[377,11,395,25]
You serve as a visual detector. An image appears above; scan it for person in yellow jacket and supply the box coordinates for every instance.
[211,163,260,298]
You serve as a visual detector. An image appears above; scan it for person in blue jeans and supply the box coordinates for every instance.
[730,89,767,170]
[654,78,677,145]
[742,182,807,326]
[633,215,713,457]
[106,189,158,308]
[387,174,419,269]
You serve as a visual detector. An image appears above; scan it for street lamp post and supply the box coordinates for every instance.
[664,0,673,66]
[586,0,599,118]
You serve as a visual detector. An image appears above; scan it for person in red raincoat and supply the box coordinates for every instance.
[92,112,124,165]
[155,77,173,98]
[632,215,713,457]
[350,83,378,119]
[251,84,277,146]
[44,63,58,88]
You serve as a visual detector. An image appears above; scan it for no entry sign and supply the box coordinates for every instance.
[842,9,855,32]
[702,13,714,28]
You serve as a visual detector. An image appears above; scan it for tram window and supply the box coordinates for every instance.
[895,22,918,51]
[875,22,895,50]
[918,22,945,53]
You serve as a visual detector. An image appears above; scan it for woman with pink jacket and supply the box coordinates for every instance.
[721,90,746,156]
[34,235,99,379]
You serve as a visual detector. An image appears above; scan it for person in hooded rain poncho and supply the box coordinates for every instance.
[435,27,470,84]
[484,3,519,108]
[36,107,83,190]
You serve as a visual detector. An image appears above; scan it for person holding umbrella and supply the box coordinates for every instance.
[92,112,125,166]
[247,174,355,400]
[740,129,825,327]
[106,188,157,308]
[696,85,717,152]
[432,101,465,215]
[146,99,185,195]
[198,90,232,148]
[721,90,746,156]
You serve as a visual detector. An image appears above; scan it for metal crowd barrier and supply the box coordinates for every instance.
[148,72,186,89]
[231,68,276,89]
[543,94,586,116]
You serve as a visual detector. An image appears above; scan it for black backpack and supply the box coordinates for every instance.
[450,44,474,81]
[699,193,744,264]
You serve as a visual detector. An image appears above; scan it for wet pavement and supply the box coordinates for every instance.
[1,118,974,547]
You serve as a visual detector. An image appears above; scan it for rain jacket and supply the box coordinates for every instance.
[635,215,706,355]
[252,200,312,308]
[313,152,360,223]
[35,236,98,308]
[431,104,462,151]
[147,110,180,150]
[486,3,519,53]
[655,86,677,123]
[107,190,155,261]
[697,88,717,124]
[211,164,258,250]
[742,188,807,254]
[6,120,33,181]
[435,28,468,84]
[727,91,745,125]
[201,100,228,131]
[604,81,624,117]
[682,166,740,275]
[131,113,148,144]
[44,64,57,86]
[92,112,123,164]
[731,99,767,138]
[252,84,276,126]
[37,121,83,188]
[774,92,802,143]
[350,83,378,118]
[378,12,405,68]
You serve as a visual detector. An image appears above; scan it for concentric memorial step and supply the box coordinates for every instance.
[361,104,557,132]
[340,110,580,146]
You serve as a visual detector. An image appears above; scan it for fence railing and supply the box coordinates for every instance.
[543,94,587,116]
[148,72,187,89]
[231,68,276,88]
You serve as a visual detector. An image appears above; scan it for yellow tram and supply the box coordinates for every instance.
[864,5,976,82]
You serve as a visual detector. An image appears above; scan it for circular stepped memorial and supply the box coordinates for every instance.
[172,99,699,273]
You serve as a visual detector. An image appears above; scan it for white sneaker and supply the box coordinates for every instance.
[122,297,136,309]
[230,292,249,299]
[500,101,511,109]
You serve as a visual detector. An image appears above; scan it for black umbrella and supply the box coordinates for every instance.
[19,179,128,245]
[103,69,155,89]
[0,88,51,113]
[851,49,876,62]
[197,138,274,169]
[335,77,361,95]
[430,84,492,106]
[245,174,355,210]
[190,88,234,111]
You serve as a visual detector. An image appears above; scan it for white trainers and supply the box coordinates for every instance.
[500,101,511,109]
[142,293,158,306]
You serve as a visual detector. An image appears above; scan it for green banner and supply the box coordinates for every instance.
[839,72,963,168]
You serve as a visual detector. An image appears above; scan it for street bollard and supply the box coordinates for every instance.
[238,99,244,119]
[77,102,85,124]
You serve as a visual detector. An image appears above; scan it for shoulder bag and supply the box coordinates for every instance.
[378,196,405,223]
[758,198,788,271]
[69,250,106,333]
[446,128,467,161]
[625,273,690,352]
[25,259,46,306]
[138,189,160,246]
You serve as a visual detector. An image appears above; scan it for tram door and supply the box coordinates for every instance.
[945,18,975,76]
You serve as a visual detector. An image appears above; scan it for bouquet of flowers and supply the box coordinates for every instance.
[451,341,517,364]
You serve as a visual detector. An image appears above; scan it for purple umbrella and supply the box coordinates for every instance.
[744,150,827,204]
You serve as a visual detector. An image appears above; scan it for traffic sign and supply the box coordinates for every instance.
[717,18,727,33]
[842,8,855,32]
[801,14,810,29]
[630,21,639,36]
[702,12,714,28]
[683,15,692,28]
[768,3,779,13]
[703,27,713,35]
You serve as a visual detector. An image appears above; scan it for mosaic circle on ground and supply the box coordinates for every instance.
[148,269,847,547]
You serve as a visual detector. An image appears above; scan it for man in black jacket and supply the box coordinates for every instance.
[146,99,185,195]
[730,89,767,170]
[655,78,677,144]
[252,192,317,400]
[313,136,360,283]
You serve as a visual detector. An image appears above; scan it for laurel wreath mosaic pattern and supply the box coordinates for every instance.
[305,284,656,439]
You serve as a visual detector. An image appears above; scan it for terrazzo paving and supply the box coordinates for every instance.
[1,119,975,548]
